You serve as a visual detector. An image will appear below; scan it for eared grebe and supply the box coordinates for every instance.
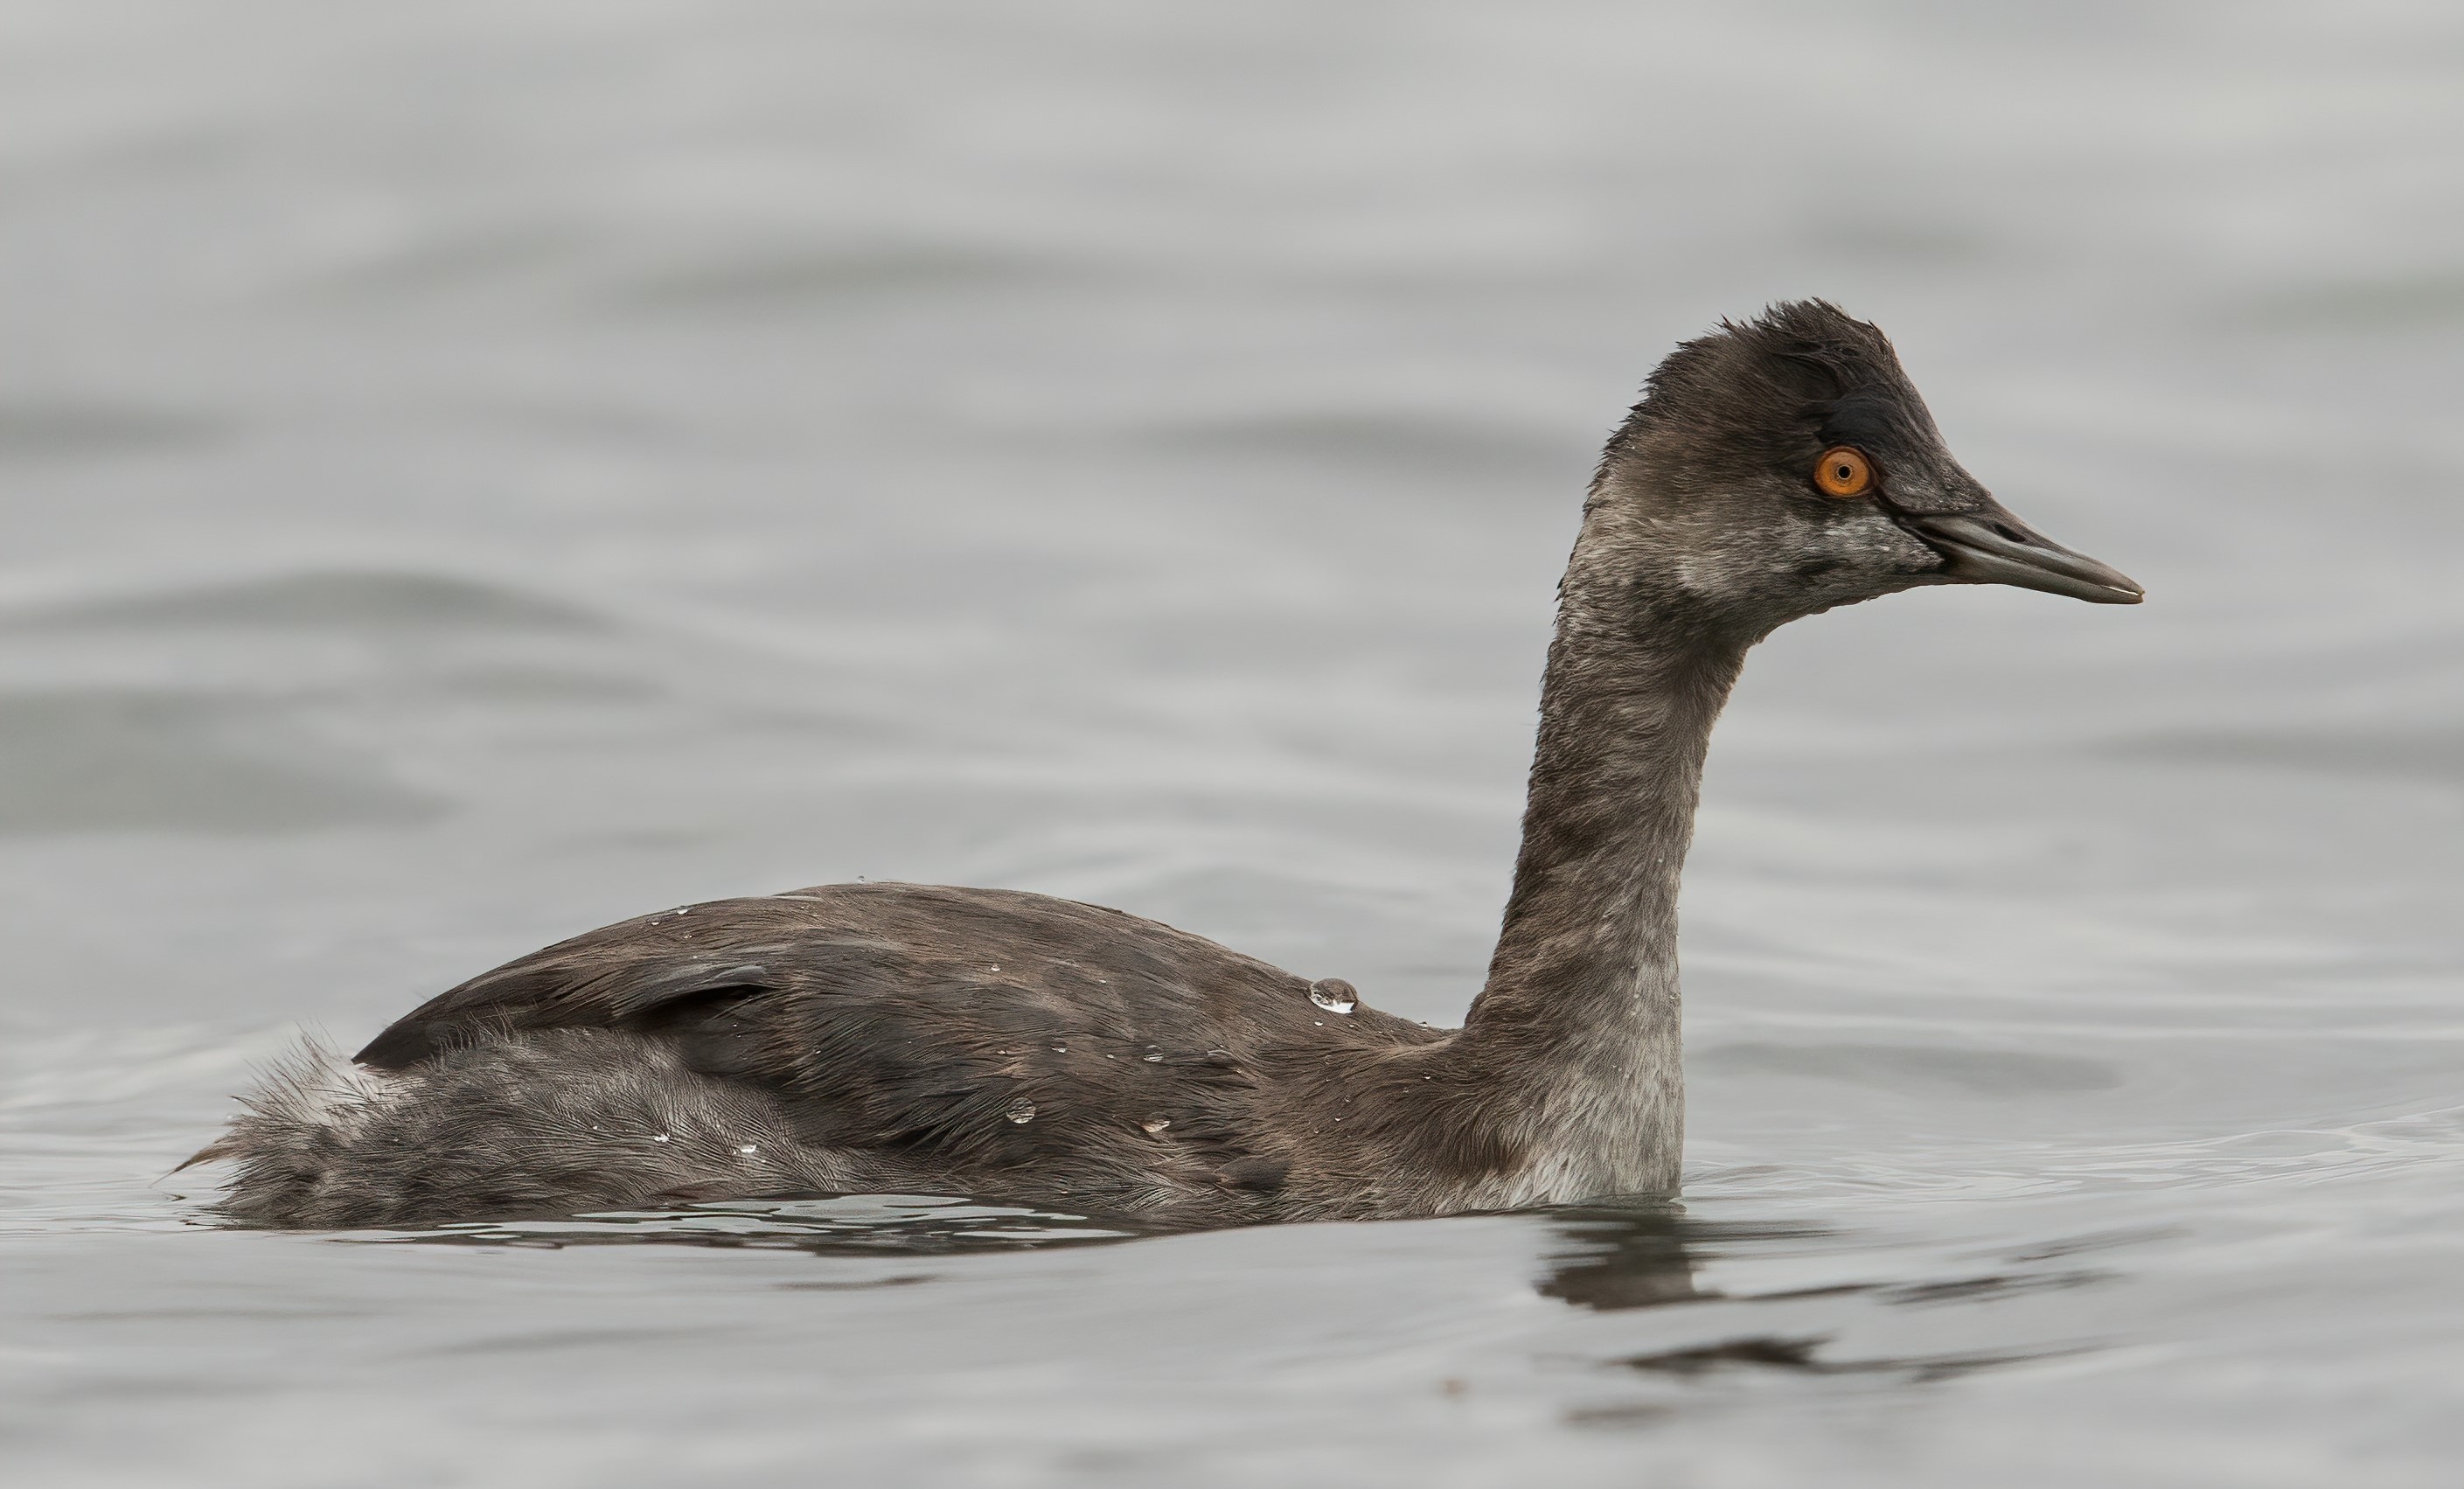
[193,301,2140,1228]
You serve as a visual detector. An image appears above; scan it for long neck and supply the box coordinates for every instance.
[1453,523,1751,1193]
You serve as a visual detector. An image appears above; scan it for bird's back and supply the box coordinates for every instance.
[205,883,1449,1228]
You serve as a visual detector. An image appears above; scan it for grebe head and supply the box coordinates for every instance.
[1584,299,2142,644]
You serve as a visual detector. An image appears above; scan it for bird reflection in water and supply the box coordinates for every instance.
[1537,1201,2100,1403]
[1534,1200,1710,1312]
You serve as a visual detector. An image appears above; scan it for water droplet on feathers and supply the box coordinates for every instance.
[1006,1098,1036,1124]
[1308,978,1357,1014]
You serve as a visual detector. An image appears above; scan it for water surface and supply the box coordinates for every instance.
[3,3,2461,1485]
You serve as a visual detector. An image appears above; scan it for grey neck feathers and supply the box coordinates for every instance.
[1454,494,1753,1193]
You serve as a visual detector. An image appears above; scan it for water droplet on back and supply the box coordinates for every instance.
[1308,978,1358,1014]
[1141,1049,1164,1063]
[1006,1097,1037,1124]
[1142,1118,1171,1134]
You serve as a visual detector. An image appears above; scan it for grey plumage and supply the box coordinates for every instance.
[193,300,2140,1228]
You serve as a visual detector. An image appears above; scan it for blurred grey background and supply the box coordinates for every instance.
[3,3,2461,1487]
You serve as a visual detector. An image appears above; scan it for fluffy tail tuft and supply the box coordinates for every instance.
[185,1029,843,1228]
[183,1036,407,1227]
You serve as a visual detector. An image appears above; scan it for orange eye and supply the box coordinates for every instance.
[1813,446,1874,498]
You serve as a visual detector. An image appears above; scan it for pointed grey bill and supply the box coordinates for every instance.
[1898,508,2144,605]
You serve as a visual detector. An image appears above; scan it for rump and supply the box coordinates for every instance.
[192,1028,854,1228]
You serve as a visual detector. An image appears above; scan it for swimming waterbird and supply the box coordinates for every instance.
[193,301,2141,1228]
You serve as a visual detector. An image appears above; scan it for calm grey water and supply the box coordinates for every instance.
[3,3,2461,1485]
